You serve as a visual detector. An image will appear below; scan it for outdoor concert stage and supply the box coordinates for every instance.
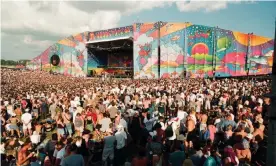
[27,22,274,79]
[86,37,133,78]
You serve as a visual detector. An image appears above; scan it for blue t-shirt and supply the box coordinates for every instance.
[61,154,85,166]
[169,151,185,166]
[41,102,48,112]
[203,156,221,166]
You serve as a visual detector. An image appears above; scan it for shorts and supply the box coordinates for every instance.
[23,123,32,130]
[9,124,19,130]
[102,148,114,161]
[57,128,65,136]
[75,127,84,133]
[1,125,5,133]
[86,123,93,132]
[65,123,73,135]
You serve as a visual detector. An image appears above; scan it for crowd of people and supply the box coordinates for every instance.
[0,68,271,166]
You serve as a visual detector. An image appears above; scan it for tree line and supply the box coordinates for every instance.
[1,59,30,66]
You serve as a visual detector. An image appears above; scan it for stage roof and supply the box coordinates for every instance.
[86,36,132,44]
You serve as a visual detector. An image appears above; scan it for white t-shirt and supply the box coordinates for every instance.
[30,134,41,144]
[190,94,196,102]
[115,131,127,149]
[99,118,111,132]
[177,111,188,122]
[21,113,32,124]
[0,143,5,154]
[74,96,80,102]
[119,118,127,129]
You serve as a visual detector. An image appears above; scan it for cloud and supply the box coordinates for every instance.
[1,0,240,61]
[23,35,54,48]
[175,0,254,12]
[1,1,121,37]
[175,1,228,12]
[1,1,171,38]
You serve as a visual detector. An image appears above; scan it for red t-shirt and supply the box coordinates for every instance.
[132,157,148,166]
[86,112,97,124]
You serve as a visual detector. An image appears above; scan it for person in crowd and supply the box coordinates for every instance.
[62,109,73,137]
[45,133,58,163]
[62,144,85,166]
[17,138,34,166]
[7,114,21,137]
[21,108,33,137]
[169,141,186,166]
[53,140,66,166]
[102,130,116,166]
[131,149,148,166]
[74,113,84,137]
[114,124,127,166]
[99,113,112,132]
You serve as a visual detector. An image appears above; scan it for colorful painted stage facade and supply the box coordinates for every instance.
[27,22,274,78]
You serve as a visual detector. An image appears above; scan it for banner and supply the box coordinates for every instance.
[89,26,133,41]
[31,32,89,77]
[159,23,189,78]
[248,35,274,75]
[133,22,159,79]
[215,29,246,77]
[186,25,214,78]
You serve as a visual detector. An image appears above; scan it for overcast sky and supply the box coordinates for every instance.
[1,0,275,60]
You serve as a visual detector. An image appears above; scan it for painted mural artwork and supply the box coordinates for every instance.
[27,32,89,77]
[186,25,215,78]
[160,23,191,78]
[28,22,274,79]
[248,35,274,75]
[214,29,247,77]
[133,22,161,79]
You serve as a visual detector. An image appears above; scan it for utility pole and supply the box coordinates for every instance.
[212,26,218,80]
[183,23,188,79]
[266,18,276,166]
[158,21,161,79]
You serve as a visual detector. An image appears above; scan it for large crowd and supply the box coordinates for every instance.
[0,68,272,166]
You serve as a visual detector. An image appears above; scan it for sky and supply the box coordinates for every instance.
[1,0,276,61]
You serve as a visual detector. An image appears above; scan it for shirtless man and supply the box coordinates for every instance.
[234,123,248,142]
[234,139,251,164]
[17,139,34,166]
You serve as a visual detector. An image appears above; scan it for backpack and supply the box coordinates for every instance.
[152,122,162,130]
[165,123,174,138]
[179,121,187,135]
[170,102,176,110]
